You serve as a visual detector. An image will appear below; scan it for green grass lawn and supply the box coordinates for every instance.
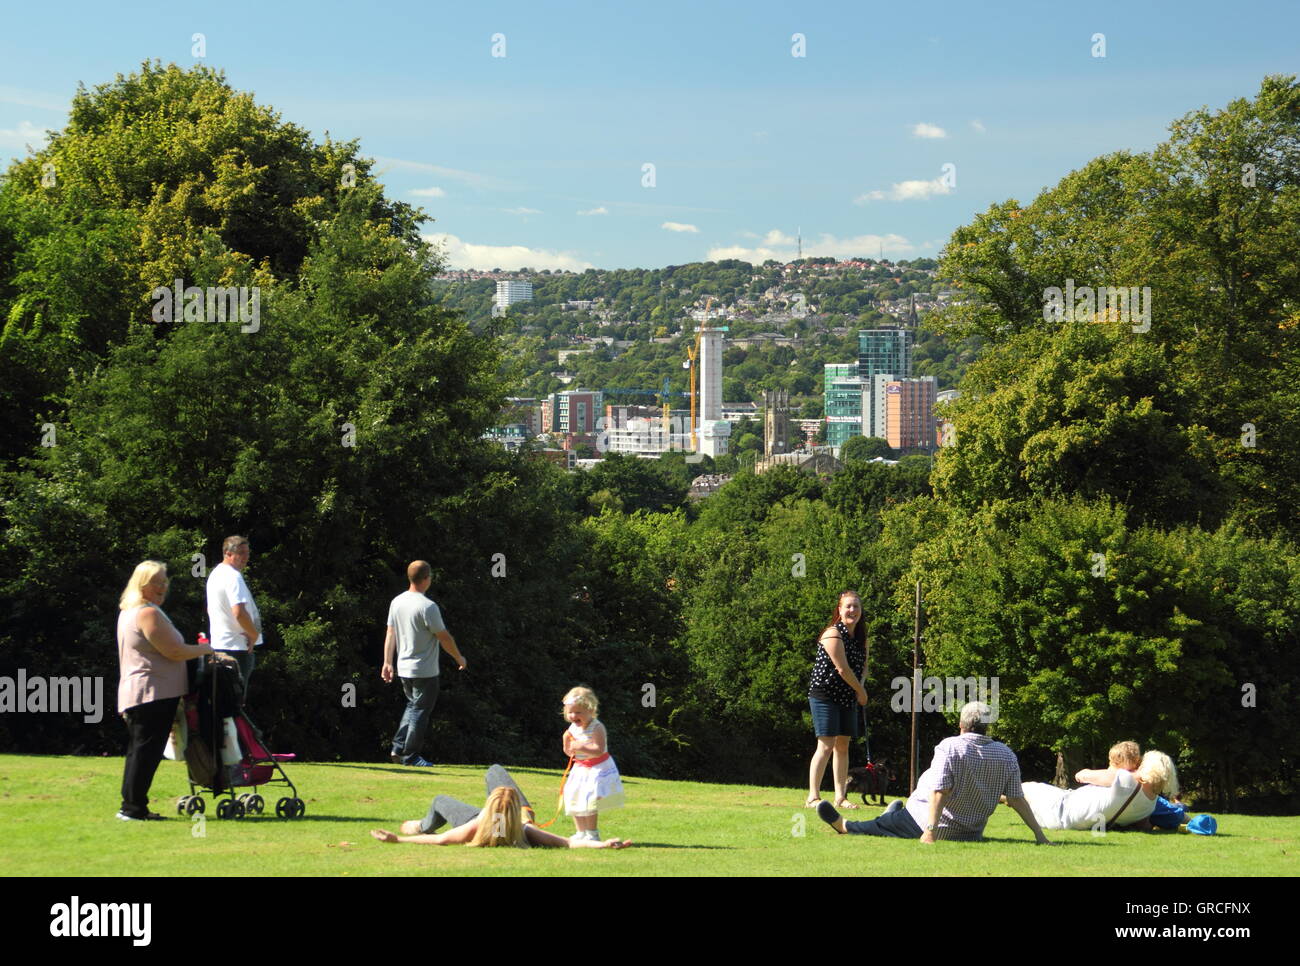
[2,754,1294,876]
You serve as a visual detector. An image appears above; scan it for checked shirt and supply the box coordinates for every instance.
[905,732,1024,840]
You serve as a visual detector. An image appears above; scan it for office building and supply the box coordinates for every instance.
[858,327,914,439]
[884,376,937,451]
[824,363,864,448]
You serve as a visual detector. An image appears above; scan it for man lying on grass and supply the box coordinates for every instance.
[818,701,1052,845]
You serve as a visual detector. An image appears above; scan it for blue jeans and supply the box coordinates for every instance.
[392,676,440,764]
[845,803,923,838]
[418,765,530,833]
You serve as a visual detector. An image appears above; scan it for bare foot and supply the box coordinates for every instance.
[603,838,633,849]
[399,819,423,835]
[834,799,861,810]
[371,829,398,843]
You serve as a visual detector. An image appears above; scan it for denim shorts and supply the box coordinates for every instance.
[810,696,860,738]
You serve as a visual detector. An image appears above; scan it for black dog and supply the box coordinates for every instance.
[846,760,896,807]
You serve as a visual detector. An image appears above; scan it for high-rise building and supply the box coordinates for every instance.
[824,363,864,448]
[858,327,914,438]
[494,279,534,312]
[884,376,937,450]
[543,390,603,434]
[867,373,898,438]
[696,326,731,457]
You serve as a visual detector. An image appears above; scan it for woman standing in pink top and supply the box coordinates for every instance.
[116,561,212,821]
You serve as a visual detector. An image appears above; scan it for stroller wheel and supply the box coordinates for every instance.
[236,793,250,807]
[216,799,232,820]
[247,794,265,815]
[186,796,204,816]
[292,798,306,818]
[276,796,294,819]
[231,800,246,820]
[176,796,190,815]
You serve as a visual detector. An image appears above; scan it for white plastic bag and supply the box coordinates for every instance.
[220,717,241,765]
[162,703,188,761]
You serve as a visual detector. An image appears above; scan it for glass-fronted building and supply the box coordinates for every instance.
[824,363,863,448]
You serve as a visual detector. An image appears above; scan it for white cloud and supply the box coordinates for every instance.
[970,119,986,134]
[424,232,593,272]
[374,156,511,190]
[411,186,445,197]
[0,119,50,148]
[502,207,542,215]
[0,86,66,112]
[662,221,699,233]
[577,206,608,216]
[707,230,920,263]
[912,122,947,139]
[855,177,953,204]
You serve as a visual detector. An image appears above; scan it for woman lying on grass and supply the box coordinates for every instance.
[1016,747,1178,831]
[370,765,631,849]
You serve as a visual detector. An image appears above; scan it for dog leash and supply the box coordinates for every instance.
[534,755,575,828]
[861,705,873,762]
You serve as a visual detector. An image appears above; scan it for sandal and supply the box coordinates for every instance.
[834,798,861,810]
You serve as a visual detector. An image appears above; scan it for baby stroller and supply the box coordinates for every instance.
[176,653,304,820]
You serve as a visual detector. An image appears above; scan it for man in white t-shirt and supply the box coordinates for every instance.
[381,560,466,767]
[206,535,262,698]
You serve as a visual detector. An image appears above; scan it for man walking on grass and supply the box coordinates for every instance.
[818,701,1052,844]
[381,560,467,768]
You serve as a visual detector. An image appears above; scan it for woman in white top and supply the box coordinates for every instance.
[1019,749,1178,831]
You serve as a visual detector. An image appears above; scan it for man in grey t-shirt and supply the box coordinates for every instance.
[381,560,467,767]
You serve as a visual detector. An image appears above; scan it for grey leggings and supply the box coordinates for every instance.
[418,764,532,833]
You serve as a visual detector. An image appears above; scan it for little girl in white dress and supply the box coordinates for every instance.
[561,686,624,842]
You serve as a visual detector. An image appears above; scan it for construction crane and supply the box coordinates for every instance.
[600,377,689,435]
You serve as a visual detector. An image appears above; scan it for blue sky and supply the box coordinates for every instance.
[2,0,1296,270]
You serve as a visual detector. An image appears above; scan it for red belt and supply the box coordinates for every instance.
[573,752,610,767]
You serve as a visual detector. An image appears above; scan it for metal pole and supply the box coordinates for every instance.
[909,579,921,794]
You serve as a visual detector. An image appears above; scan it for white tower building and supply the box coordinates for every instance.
[697,326,731,457]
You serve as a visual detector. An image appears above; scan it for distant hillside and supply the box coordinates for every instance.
[434,258,981,406]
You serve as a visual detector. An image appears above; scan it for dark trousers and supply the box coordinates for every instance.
[392,675,440,764]
[230,649,256,701]
[418,765,530,833]
[846,803,924,838]
[120,697,181,817]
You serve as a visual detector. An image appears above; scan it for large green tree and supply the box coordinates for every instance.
[0,64,593,764]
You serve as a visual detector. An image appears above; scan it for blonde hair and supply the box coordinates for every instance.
[1137,750,1179,799]
[119,560,168,611]
[468,786,526,848]
[562,686,598,718]
[1109,741,1141,770]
